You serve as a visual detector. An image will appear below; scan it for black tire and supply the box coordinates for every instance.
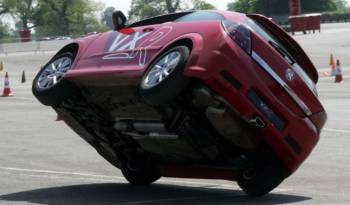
[237,158,289,197]
[32,52,79,107]
[140,46,191,106]
[121,157,161,186]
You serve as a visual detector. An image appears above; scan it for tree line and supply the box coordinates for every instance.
[229,0,348,16]
[0,0,107,39]
[0,0,348,40]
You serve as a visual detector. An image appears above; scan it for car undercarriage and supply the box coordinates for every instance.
[55,81,287,179]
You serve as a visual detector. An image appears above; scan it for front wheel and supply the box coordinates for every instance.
[140,46,191,106]
[32,52,79,107]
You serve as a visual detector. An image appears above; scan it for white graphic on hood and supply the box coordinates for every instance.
[103,26,173,66]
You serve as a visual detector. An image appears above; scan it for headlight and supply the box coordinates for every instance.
[222,20,252,55]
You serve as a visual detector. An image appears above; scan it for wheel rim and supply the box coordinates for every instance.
[142,51,181,89]
[37,56,72,91]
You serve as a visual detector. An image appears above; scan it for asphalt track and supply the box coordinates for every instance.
[0,23,349,204]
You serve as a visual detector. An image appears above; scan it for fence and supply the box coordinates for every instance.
[0,36,74,55]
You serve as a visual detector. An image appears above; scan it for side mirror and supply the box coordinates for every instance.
[112,11,127,31]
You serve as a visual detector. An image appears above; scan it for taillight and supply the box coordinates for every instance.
[222,20,252,55]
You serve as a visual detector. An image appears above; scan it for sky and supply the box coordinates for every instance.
[99,0,233,14]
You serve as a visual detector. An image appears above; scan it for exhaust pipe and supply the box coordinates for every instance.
[249,116,266,128]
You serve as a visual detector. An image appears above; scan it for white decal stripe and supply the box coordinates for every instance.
[109,33,130,52]
[104,26,173,66]
[117,32,151,51]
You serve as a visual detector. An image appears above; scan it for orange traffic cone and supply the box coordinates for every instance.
[335,60,343,83]
[2,72,14,97]
[0,61,4,71]
[330,56,337,76]
[329,54,334,66]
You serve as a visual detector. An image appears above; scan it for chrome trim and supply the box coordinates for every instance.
[252,51,312,116]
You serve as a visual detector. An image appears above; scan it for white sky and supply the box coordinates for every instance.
[98,0,233,14]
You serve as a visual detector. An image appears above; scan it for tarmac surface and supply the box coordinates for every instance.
[0,23,349,204]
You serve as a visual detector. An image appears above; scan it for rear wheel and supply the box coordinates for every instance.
[32,52,79,107]
[140,46,191,106]
[237,156,289,196]
[121,156,161,186]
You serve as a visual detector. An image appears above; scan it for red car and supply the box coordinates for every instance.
[32,10,327,196]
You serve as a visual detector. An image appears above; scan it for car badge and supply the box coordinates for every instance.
[285,69,296,81]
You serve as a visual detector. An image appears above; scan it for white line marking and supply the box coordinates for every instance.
[3,172,121,183]
[0,166,124,180]
[0,165,230,187]
[0,166,289,193]
[324,128,350,134]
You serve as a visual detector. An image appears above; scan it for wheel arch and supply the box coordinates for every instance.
[162,33,204,64]
[147,33,204,77]
[161,38,194,53]
[54,43,80,60]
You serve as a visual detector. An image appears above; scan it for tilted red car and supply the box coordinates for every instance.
[32,10,327,196]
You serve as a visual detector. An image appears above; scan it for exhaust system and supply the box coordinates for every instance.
[249,116,266,128]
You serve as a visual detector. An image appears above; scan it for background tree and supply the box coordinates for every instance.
[68,0,107,35]
[129,0,178,21]
[0,22,12,40]
[302,0,337,13]
[192,0,216,10]
[12,0,38,30]
[33,0,107,37]
[0,0,15,16]
[334,0,349,9]
[227,0,257,14]
[228,0,337,15]
[39,0,73,35]
[129,0,215,21]
[0,0,17,40]
[165,0,181,13]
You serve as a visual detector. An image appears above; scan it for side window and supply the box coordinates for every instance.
[175,11,225,22]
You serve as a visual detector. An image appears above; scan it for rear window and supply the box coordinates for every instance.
[246,18,286,52]
[175,11,225,22]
